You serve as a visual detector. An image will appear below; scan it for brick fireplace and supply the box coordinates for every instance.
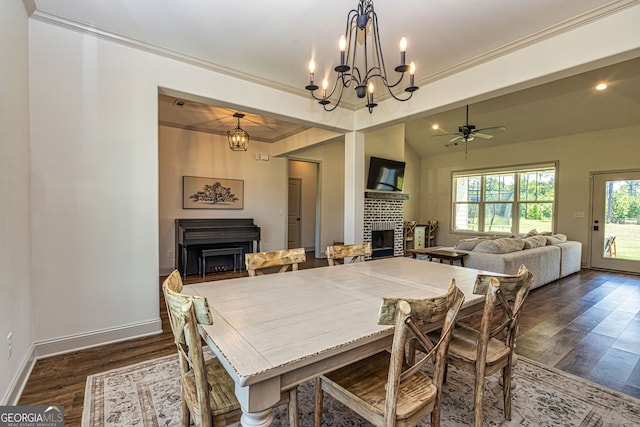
[363,192,408,258]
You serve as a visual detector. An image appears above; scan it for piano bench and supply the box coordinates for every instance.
[199,247,244,278]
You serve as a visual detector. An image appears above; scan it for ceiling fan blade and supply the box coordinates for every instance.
[448,135,463,143]
[473,133,494,140]
[431,133,460,138]
[475,126,506,134]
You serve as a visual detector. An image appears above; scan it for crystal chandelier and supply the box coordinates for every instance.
[227,113,249,151]
[305,0,419,113]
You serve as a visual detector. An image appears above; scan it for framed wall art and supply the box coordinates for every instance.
[183,176,244,209]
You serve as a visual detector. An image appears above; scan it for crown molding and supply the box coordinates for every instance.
[415,0,640,88]
[28,1,638,111]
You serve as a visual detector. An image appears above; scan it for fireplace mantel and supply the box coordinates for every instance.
[365,191,409,200]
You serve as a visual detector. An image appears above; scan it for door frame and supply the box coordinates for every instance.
[589,168,640,273]
[287,158,321,256]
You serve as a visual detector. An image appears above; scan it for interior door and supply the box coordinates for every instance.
[590,170,640,273]
[288,178,302,249]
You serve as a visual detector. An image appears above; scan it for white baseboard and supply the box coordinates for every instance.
[34,318,162,359]
[1,345,36,405]
[2,319,162,404]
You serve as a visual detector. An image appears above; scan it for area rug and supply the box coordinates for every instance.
[83,352,640,426]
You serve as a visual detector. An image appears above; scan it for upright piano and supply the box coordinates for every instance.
[175,218,260,276]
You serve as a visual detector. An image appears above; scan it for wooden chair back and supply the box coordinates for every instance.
[475,263,532,365]
[314,280,465,427]
[426,220,439,247]
[448,264,533,426]
[245,247,306,276]
[381,281,465,426]
[326,242,372,266]
[162,270,240,427]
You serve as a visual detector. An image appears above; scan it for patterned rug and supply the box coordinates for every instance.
[83,352,640,426]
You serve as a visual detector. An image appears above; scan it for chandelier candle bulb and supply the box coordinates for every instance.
[400,37,407,66]
[339,35,347,65]
[306,60,318,91]
[409,61,415,86]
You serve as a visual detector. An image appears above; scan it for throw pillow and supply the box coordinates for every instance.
[523,235,547,249]
[545,233,568,245]
[525,229,540,237]
[473,237,525,254]
[455,237,486,251]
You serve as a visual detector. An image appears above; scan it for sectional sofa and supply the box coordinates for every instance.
[444,234,581,290]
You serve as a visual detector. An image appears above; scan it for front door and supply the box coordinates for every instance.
[590,170,640,273]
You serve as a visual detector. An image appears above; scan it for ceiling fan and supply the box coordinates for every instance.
[433,105,506,147]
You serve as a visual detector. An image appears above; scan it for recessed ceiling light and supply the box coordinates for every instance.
[432,124,439,130]
[595,83,607,91]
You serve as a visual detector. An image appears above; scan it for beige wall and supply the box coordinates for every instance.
[420,124,640,263]
[363,124,420,221]
[0,1,32,404]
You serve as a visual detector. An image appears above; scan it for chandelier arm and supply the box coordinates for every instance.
[324,74,347,101]
[346,21,362,86]
[322,84,347,112]
[364,70,415,101]
[370,11,388,80]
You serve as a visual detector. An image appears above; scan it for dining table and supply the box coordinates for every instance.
[184,256,499,426]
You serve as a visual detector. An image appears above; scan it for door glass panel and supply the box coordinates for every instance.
[603,179,640,261]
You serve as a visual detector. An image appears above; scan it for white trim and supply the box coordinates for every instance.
[1,345,37,405]
[33,319,162,359]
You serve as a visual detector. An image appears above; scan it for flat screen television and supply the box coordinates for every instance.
[366,156,405,192]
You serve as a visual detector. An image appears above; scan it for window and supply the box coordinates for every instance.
[452,164,556,235]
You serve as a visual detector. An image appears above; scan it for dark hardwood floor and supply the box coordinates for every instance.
[18,256,640,426]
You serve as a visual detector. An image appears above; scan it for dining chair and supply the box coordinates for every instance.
[326,242,372,266]
[403,221,417,253]
[245,247,306,276]
[163,270,299,427]
[313,280,465,427]
[444,264,533,427]
[163,270,241,427]
[426,220,438,247]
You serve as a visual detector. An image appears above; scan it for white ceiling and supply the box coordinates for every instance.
[28,0,640,155]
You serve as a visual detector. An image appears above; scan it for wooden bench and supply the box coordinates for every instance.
[200,247,244,277]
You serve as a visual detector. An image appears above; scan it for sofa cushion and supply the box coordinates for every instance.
[525,229,540,237]
[473,238,525,254]
[455,237,487,251]
[523,235,547,249]
[546,233,568,245]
